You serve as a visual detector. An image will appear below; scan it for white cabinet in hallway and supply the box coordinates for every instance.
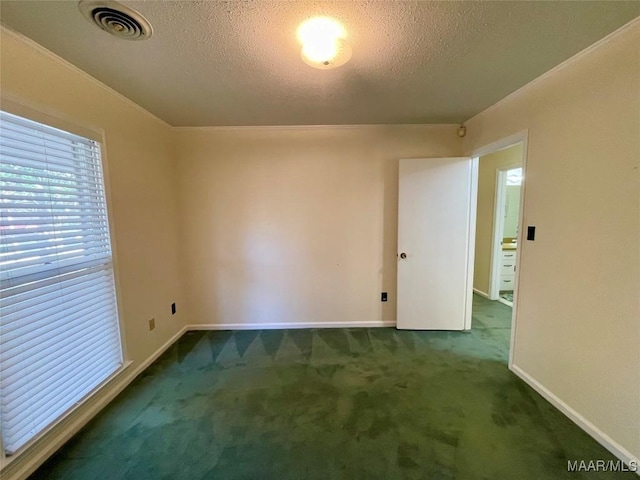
[500,249,516,291]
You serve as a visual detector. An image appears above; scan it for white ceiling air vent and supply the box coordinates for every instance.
[78,0,152,40]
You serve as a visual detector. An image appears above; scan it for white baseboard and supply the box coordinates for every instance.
[496,297,513,307]
[510,363,639,474]
[473,288,490,298]
[4,325,188,480]
[186,320,397,330]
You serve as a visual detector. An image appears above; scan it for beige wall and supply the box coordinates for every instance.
[0,28,187,478]
[464,21,640,463]
[174,126,462,327]
[473,145,522,294]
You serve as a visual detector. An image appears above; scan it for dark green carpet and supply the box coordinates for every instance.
[29,295,627,479]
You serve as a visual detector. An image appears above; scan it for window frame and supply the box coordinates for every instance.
[0,96,131,465]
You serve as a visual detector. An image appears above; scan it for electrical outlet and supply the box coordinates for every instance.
[148,318,155,331]
[171,303,176,315]
[381,292,388,302]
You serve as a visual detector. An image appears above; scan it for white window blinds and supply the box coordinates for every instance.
[0,111,123,455]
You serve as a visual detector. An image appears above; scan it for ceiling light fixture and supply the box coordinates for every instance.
[297,16,351,70]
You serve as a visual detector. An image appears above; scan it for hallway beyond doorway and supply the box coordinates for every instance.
[471,293,512,363]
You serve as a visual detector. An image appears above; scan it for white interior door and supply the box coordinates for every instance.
[397,157,476,330]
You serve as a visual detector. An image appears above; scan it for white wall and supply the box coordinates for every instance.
[174,126,462,328]
[464,20,640,465]
[0,28,187,479]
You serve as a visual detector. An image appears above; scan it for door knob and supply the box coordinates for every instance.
[400,252,407,259]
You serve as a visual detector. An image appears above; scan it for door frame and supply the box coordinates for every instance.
[489,164,522,302]
[470,130,528,369]
[463,158,479,330]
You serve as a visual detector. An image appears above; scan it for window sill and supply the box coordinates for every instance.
[0,360,134,473]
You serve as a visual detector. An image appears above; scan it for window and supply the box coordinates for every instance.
[0,111,122,455]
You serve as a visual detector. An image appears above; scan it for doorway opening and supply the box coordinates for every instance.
[469,133,527,367]
[395,133,527,369]
[491,165,522,307]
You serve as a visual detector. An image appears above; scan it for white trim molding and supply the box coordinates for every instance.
[464,157,480,331]
[496,297,513,308]
[511,364,640,475]
[472,288,489,298]
[173,123,461,132]
[0,26,171,129]
[186,320,397,331]
[464,16,640,126]
[471,130,529,159]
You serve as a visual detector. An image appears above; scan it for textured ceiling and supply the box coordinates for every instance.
[1,1,638,127]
